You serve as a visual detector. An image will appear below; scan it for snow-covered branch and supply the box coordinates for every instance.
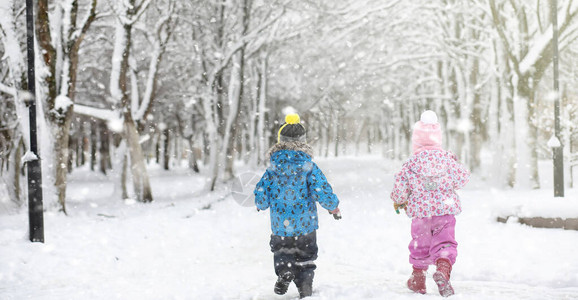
[0,82,18,97]
[70,0,98,45]
[133,0,176,121]
[73,104,118,121]
[488,0,522,77]
[207,8,286,87]
[519,1,578,75]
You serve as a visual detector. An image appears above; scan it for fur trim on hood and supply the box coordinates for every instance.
[267,141,314,158]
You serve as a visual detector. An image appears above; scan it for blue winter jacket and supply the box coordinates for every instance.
[254,147,339,237]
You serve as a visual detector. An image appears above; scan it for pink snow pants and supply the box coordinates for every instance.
[409,215,457,270]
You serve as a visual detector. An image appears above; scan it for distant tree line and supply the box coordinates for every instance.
[1,0,577,212]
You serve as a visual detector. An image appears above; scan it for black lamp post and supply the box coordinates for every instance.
[25,0,45,242]
[551,0,564,197]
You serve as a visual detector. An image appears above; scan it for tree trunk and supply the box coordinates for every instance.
[333,115,340,157]
[468,56,483,172]
[124,114,153,202]
[317,120,323,155]
[187,138,200,173]
[354,118,366,156]
[324,125,330,157]
[257,55,268,165]
[562,90,573,188]
[367,126,373,154]
[491,39,516,188]
[80,124,87,167]
[69,132,75,170]
[223,0,250,179]
[90,121,97,171]
[35,0,97,213]
[163,127,170,170]
[37,0,61,212]
[113,11,154,202]
[7,137,23,207]
[223,53,243,180]
[500,88,517,188]
[202,91,221,191]
[99,121,111,175]
[514,76,540,189]
[248,69,258,167]
[52,115,73,214]
[121,151,128,200]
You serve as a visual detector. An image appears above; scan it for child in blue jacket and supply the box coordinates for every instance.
[254,113,341,299]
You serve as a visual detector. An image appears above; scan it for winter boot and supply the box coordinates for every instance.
[407,267,427,294]
[274,271,295,295]
[295,271,314,298]
[433,258,454,297]
[297,280,312,298]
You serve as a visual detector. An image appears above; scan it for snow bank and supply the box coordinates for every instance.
[488,188,578,219]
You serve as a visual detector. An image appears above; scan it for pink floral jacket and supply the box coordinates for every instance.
[391,150,470,218]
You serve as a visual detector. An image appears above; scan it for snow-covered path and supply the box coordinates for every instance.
[1,157,578,299]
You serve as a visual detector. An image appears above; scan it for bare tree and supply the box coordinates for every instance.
[35,0,97,213]
[489,0,578,188]
[106,0,176,202]
[0,0,27,207]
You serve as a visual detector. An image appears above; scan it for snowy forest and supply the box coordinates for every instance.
[3,1,578,299]
[1,0,578,211]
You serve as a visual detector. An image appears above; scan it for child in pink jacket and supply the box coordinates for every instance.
[390,110,470,297]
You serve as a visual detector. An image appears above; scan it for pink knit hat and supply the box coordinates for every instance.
[412,110,442,154]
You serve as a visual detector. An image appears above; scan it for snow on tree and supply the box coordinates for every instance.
[4,0,578,212]
[0,0,27,207]
[33,0,98,213]
[103,0,177,202]
[488,0,578,189]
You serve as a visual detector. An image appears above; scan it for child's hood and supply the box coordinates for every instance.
[407,150,457,177]
[267,142,314,176]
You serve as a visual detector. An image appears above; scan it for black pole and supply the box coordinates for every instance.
[26,0,45,242]
[551,0,564,197]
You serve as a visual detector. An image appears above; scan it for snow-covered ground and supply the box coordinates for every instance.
[1,156,578,299]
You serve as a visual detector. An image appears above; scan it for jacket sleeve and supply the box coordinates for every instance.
[254,170,271,210]
[449,156,470,190]
[307,163,339,211]
[390,169,410,204]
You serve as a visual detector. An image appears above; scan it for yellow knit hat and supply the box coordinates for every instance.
[277,113,306,143]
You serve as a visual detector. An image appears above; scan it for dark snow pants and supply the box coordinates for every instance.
[270,231,318,286]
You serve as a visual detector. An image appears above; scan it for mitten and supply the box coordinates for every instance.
[393,202,406,214]
[329,207,342,220]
